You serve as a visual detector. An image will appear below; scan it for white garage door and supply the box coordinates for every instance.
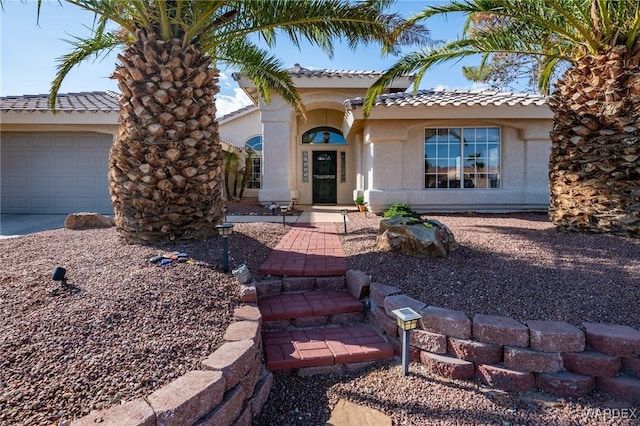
[1,132,113,214]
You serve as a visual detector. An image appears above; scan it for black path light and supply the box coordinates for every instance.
[392,307,422,376]
[340,209,348,234]
[280,205,288,227]
[223,205,228,222]
[52,266,69,289]
[215,223,234,273]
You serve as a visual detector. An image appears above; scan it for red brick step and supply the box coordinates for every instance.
[258,290,363,321]
[263,325,394,371]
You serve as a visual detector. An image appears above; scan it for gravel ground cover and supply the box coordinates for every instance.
[2,212,639,425]
[256,212,640,426]
[0,223,287,425]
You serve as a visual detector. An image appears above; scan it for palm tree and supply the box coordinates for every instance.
[42,0,428,243]
[365,0,640,238]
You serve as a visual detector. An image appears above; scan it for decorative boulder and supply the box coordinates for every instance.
[64,212,115,230]
[376,216,459,257]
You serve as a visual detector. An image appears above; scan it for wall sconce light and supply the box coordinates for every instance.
[392,307,422,376]
[323,131,330,143]
[280,205,288,227]
[215,223,234,272]
[340,209,348,234]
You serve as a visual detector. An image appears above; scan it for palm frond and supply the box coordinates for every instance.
[49,31,122,111]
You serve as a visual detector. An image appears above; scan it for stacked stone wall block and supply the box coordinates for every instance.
[248,369,274,417]
[409,329,447,354]
[583,322,640,358]
[193,384,245,426]
[345,269,371,299]
[255,279,282,298]
[315,275,346,290]
[369,282,401,307]
[233,304,262,323]
[527,320,585,352]
[282,277,315,292]
[420,352,475,380]
[596,376,640,404]
[223,321,261,345]
[562,351,621,377]
[535,371,595,398]
[503,346,563,373]
[383,294,427,317]
[372,306,399,337]
[146,370,226,426]
[330,311,364,324]
[71,398,155,426]
[420,306,471,339]
[239,283,257,303]
[262,319,291,332]
[447,338,503,365]
[477,364,535,393]
[292,316,328,328]
[622,357,640,378]
[473,314,529,347]
[201,339,256,391]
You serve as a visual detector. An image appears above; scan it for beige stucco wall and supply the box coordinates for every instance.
[354,116,553,213]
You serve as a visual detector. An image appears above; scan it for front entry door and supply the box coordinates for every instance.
[312,151,337,204]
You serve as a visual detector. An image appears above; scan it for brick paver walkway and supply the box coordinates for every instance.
[263,326,395,371]
[258,223,347,276]
[259,290,363,321]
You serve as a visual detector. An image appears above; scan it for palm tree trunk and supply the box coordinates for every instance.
[109,29,223,243]
[548,46,640,238]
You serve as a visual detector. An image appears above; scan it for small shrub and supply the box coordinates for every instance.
[383,203,417,218]
[354,195,366,205]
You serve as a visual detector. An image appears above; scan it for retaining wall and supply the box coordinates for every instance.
[368,281,640,404]
[71,303,271,426]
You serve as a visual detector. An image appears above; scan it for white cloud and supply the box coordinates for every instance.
[215,88,253,117]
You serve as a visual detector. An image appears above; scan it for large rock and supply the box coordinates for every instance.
[64,212,114,230]
[376,216,459,257]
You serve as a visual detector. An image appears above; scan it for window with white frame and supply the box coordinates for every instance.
[424,127,501,189]
[245,136,262,189]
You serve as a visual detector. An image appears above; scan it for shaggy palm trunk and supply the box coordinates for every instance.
[548,45,640,238]
[109,29,223,243]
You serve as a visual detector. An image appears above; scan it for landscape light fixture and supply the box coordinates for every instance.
[392,307,422,376]
[340,209,348,234]
[215,223,234,273]
[280,205,288,227]
[291,197,297,211]
[52,266,69,289]
[222,205,228,222]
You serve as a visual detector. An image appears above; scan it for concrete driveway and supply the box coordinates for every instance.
[0,214,67,239]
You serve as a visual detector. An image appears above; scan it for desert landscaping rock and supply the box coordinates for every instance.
[3,211,639,426]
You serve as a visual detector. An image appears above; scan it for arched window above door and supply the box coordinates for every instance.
[245,135,262,151]
[301,127,346,144]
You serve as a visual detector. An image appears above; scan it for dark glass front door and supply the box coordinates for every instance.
[312,151,337,204]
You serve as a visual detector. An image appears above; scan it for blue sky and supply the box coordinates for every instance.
[0,0,483,116]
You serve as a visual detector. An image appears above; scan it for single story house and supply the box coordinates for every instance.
[1,64,553,215]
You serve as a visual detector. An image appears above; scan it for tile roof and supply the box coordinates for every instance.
[346,89,548,110]
[0,91,119,113]
[217,104,257,122]
[287,63,404,81]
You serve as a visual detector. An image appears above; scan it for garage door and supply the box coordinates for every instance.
[1,132,113,214]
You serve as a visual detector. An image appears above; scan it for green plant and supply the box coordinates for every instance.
[383,203,417,218]
[354,196,366,206]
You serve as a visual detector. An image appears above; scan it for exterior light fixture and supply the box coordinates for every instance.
[323,131,330,143]
[280,205,288,227]
[215,223,234,272]
[340,209,348,234]
[291,197,297,211]
[222,205,228,222]
[392,307,422,376]
[52,266,69,289]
